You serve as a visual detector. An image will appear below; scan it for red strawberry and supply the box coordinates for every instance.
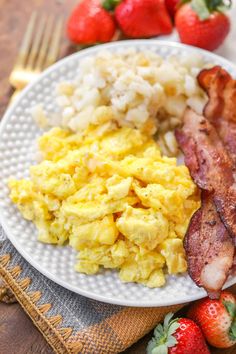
[188,291,236,348]
[67,0,116,45]
[165,0,179,18]
[175,0,231,51]
[147,312,210,354]
[114,0,173,38]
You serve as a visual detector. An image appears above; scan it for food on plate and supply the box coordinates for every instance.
[198,66,236,163]
[147,312,210,354]
[33,49,208,157]
[176,108,236,243]
[175,0,231,51]
[8,123,200,288]
[176,65,236,297]
[114,0,173,38]
[176,107,236,296]
[184,190,234,299]
[67,0,116,45]
[188,291,236,348]
[176,108,236,235]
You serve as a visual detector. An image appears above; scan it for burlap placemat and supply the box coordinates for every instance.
[0,226,185,354]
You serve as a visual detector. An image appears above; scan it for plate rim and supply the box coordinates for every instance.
[1,39,236,307]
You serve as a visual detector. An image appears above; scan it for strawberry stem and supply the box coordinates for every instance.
[181,0,232,20]
[191,0,210,20]
[147,313,180,354]
[102,0,121,11]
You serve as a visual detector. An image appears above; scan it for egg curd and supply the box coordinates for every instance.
[9,118,200,288]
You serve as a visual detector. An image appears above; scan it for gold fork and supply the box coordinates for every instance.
[9,12,63,100]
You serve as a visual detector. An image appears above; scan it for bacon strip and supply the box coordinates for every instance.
[176,67,236,296]
[196,67,236,292]
[198,66,236,163]
[176,108,236,243]
[176,108,235,296]
[198,66,231,120]
[184,191,234,299]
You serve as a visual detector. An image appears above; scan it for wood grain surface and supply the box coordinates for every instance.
[0,0,236,353]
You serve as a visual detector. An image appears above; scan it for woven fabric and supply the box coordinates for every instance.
[0,226,185,354]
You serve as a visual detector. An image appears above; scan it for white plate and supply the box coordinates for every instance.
[1,40,236,307]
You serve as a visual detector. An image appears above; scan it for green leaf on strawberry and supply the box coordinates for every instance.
[147,313,210,354]
[223,300,236,318]
[188,291,236,348]
[176,0,231,50]
[191,0,210,20]
[103,0,121,11]
[180,0,232,20]
[223,300,236,341]
[229,319,236,341]
[147,313,179,354]
[212,0,232,12]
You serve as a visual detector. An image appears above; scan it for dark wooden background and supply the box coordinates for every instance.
[0,0,236,353]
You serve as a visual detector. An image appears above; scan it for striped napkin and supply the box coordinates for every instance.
[0,226,185,354]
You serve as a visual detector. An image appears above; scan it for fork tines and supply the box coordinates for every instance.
[15,12,63,72]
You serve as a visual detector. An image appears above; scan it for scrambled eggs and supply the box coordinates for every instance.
[9,113,200,287]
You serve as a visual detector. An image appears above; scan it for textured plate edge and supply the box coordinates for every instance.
[0,40,236,307]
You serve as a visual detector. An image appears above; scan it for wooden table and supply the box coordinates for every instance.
[0,0,236,353]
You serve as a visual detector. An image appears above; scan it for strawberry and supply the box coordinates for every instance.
[165,0,180,18]
[147,312,210,354]
[114,0,173,39]
[175,0,231,51]
[67,0,116,45]
[188,291,236,348]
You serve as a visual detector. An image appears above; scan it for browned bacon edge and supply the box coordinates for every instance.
[184,191,234,299]
[176,108,236,245]
[176,108,236,297]
[198,66,236,164]
[198,66,236,276]
[198,66,231,121]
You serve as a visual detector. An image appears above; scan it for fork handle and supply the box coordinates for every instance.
[10,90,21,104]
